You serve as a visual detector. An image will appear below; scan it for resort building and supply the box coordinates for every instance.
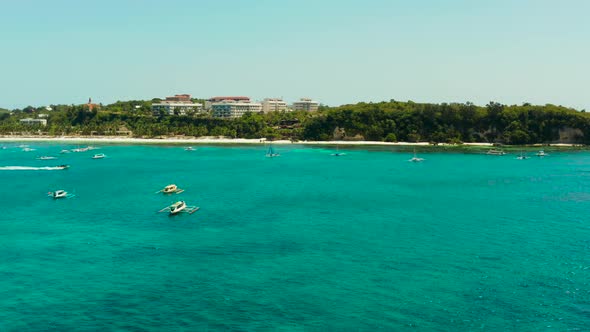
[20,118,47,126]
[292,98,320,112]
[151,94,203,116]
[211,100,262,118]
[261,98,289,113]
[205,96,251,110]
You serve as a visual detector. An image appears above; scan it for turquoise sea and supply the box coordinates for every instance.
[0,143,588,331]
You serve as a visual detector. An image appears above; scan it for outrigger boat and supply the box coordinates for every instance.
[37,156,57,160]
[91,153,106,159]
[158,201,199,215]
[48,190,75,199]
[156,184,185,195]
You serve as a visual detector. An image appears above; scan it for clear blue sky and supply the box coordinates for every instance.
[1,0,588,110]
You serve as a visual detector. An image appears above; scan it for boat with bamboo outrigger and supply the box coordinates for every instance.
[158,201,199,215]
[156,184,185,195]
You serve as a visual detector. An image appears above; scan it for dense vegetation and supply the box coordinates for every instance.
[2,100,589,144]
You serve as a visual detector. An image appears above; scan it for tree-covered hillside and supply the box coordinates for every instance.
[1,100,589,144]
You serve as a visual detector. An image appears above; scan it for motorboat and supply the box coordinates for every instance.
[56,165,70,170]
[157,184,184,194]
[91,153,106,159]
[72,147,89,152]
[37,156,57,160]
[48,189,74,199]
[486,149,506,156]
[536,150,549,157]
[22,147,36,152]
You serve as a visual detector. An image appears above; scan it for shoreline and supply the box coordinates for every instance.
[0,136,583,148]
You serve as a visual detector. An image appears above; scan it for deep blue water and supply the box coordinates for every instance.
[0,143,589,331]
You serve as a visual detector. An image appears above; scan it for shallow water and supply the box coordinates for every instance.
[0,144,588,331]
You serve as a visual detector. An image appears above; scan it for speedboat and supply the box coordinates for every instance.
[536,150,549,157]
[169,201,187,215]
[91,153,106,159]
[56,165,70,170]
[37,156,57,160]
[486,149,506,156]
[49,190,68,199]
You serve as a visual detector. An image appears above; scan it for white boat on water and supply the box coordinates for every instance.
[157,184,184,194]
[486,149,506,156]
[516,151,529,160]
[536,150,549,157]
[37,156,57,160]
[22,147,36,152]
[72,147,90,152]
[184,147,195,151]
[409,149,425,162]
[48,189,74,199]
[266,143,280,157]
[91,153,106,159]
[158,201,199,215]
[60,149,70,154]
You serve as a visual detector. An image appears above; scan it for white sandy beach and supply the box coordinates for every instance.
[0,135,500,146]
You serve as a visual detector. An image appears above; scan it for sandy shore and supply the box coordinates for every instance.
[1,136,582,147]
[0,136,500,146]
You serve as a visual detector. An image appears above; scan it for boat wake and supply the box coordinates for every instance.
[0,166,68,171]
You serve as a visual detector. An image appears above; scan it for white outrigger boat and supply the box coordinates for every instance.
[48,190,75,199]
[91,153,106,159]
[156,184,185,194]
[158,201,199,215]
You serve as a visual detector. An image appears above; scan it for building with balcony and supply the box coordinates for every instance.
[292,98,320,112]
[151,94,203,116]
[205,96,251,110]
[211,100,262,118]
[20,118,47,126]
[261,98,289,113]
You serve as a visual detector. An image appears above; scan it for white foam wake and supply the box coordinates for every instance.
[0,166,66,171]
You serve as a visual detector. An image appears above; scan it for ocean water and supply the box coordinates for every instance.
[0,143,589,331]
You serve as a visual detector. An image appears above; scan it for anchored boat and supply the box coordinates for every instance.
[156,184,185,195]
[48,190,75,199]
[158,201,199,215]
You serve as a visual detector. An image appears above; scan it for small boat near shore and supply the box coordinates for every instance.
[184,147,195,151]
[516,151,529,160]
[409,149,425,162]
[60,149,70,154]
[37,156,57,160]
[266,143,280,157]
[91,153,106,159]
[536,150,549,157]
[486,149,506,156]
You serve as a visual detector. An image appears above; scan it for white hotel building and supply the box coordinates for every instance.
[292,98,320,112]
[211,100,262,118]
[261,98,289,113]
[151,94,203,116]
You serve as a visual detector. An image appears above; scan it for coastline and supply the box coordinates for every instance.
[0,135,582,147]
